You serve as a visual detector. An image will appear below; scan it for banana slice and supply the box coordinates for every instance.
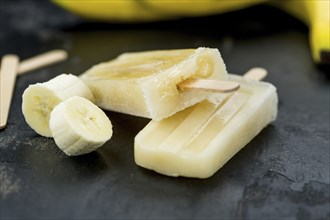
[22,74,95,137]
[49,96,112,156]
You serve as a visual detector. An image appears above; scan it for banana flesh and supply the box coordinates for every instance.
[22,74,112,156]
[49,96,113,156]
[22,74,94,137]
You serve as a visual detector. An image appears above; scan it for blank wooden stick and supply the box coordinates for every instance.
[177,67,267,93]
[0,50,67,129]
[0,55,19,129]
[243,67,268,81]
[17,49,68,75]
[178,79,240,93]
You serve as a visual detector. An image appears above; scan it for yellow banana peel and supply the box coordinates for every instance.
[52,0,267,21]
[52,1,164,22]
[272,0,330,64]
[53,0,329,64]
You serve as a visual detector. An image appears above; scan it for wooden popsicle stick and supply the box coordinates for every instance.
[17,49,68,75]
[0,55,19,129]
[178,79,240,93]
[243,67,268,81]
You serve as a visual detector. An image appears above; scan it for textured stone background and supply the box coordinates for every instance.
[0,0,329,219]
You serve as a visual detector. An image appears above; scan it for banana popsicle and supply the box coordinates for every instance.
[80,47,228,121]
[134,72,278,178]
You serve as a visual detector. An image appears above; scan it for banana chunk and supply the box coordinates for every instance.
[22,74,95,137]
[49,96,113,156]
[80,47,227,121]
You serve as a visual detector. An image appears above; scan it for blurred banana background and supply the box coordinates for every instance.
[53,0,329,65]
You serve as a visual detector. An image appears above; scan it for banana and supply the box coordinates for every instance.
[22,74,94,137]
[52,0,164,22]
[145,0,267,17]
[49,96,112,156]
[271,0,330,64]
[52,0,267,22]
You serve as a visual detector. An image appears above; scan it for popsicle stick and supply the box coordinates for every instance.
[0,55,19,129]
[178,79,240,93]
[243,67,268,81]
[17,49,68,75]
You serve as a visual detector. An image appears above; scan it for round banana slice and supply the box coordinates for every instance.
[49,96,112,156]
[22,74,95,137]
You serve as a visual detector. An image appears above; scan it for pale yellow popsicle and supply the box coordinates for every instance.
[80,47,227,121]
[134,74,278,178]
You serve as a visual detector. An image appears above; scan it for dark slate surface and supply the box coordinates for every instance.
[0,1,329,219]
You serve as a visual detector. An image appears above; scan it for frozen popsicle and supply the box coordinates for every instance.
[80,47,228,121]
[134,71,278,178]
